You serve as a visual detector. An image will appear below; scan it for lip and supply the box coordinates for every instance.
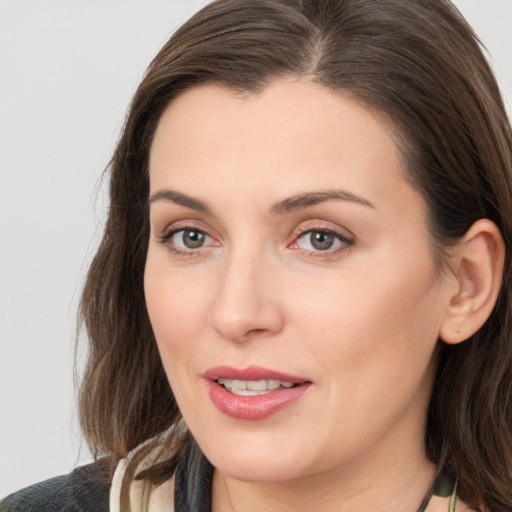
[204,365,308,383]
[204,365,312,420]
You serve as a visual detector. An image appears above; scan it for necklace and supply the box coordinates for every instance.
[416,465,458,512]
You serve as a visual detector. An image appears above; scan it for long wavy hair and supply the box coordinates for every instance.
[78,0,512,509]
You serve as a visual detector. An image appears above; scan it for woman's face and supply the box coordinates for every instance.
[144,79,456,483]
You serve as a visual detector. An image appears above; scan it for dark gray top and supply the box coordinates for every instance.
[0,437,214,512]
[0,459,111,512]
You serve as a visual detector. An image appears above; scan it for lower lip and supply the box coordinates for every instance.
[207,381,311,420]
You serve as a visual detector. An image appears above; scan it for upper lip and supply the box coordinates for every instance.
[204,365,310,383]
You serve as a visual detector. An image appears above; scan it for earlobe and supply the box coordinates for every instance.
[439,219,505,345]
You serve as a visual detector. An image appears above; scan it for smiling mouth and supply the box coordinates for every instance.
[206,366,312,419]
[217,378,299,396]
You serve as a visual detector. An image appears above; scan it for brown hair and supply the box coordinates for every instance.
[78,0,512,509]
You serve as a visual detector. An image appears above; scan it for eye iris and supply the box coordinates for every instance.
[311,231,334,251]
[183,230,205,249]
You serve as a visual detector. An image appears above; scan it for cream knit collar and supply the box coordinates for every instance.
[109,437,176,512]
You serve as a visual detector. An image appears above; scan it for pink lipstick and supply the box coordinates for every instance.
[204,365,312,420]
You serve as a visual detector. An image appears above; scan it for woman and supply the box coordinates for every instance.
[2,0,511,510]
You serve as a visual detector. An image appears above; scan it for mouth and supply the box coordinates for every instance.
[204,365,312,420]
[216,378,298,396]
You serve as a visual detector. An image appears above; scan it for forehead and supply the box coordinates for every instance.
[148,79,417,217]
[150,80,399,161]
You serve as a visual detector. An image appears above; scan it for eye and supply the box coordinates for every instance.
[299,231,339,251]
[291,227,354,253]
[160,228,215,252]
[175,229,210,249]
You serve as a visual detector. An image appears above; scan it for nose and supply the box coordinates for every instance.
[209,249,284,343]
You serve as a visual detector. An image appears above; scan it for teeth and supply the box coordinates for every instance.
[247,380,267,391]
[229,389,269,396]
[232,380,247,391]
[268,379,280,390]
[217,378,297,396]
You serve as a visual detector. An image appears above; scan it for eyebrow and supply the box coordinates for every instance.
[149,189,212,214]
[269,190,376,215]
[148,188,375,215]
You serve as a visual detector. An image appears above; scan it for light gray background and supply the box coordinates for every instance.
[1,0,511,499]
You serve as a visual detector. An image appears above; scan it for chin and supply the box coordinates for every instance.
[215,457,304,483]
[197,432,310,483]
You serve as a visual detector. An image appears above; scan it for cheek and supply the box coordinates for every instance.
[144,256,213,364]
[285,254,443,387]
[280,265,442,453]
[144,262,215,423]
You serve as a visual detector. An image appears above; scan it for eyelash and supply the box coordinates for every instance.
[157,223,355,258]
[158,225,216,257]
[290,225,354,258]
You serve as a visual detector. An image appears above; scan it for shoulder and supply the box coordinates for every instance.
[0,459,111,512]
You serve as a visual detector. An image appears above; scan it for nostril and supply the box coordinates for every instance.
[248,328,266,335]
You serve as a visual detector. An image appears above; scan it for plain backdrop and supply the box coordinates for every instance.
[0,0,511,499]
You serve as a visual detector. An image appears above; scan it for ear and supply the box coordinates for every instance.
[439,219,505,344]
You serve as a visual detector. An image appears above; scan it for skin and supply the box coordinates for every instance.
[144,79,469,511]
